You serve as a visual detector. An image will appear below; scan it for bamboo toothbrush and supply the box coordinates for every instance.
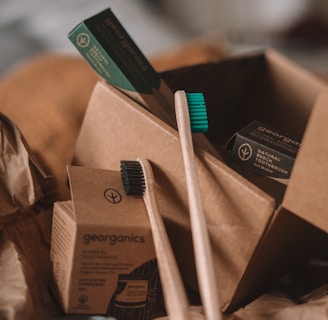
[174,90,222,320]
[120,158,191,320]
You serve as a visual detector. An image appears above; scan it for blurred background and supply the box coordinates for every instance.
[1,0,328,76]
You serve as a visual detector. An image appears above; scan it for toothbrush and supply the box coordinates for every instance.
[174,90,222,320]
[120,158,191,320]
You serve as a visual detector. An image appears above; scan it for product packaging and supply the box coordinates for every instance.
[50,166,166,319]
[68,8,175,128]
[226,120,300,184]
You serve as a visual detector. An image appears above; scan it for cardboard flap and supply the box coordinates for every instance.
[283,93,328,232]
[67,165,147,225]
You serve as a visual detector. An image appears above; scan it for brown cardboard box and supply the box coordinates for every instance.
[73,49,328,312]
[50,166,166,318]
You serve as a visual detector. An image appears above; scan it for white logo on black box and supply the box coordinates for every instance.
[238,143,252,161]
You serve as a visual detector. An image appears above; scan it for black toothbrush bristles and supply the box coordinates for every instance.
[120,160,145,195]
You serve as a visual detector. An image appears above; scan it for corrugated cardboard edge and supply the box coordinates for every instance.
[282,92,328,232]
[264,50,328,232]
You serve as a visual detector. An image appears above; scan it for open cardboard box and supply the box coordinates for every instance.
[73,49,328,312]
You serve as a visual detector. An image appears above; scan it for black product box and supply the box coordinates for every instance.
[227,120,300,181]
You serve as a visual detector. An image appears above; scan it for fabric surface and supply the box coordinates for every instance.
[0,54,99,201]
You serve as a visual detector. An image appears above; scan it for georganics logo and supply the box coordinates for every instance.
[104,188,122,204]
[257,125,300,146]
[83,233,145,245]
[238,143,252,161]
[76,33,90,48]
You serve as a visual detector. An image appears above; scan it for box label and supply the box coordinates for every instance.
[49,203,76,309]
[115,277,149,306]
[69,23,135,91]
[228,121,300,180]
[68,8,176,128]
[108,259,165,320]
[68,8,160,94]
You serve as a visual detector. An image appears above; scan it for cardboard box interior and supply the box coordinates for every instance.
[161,50,324,147]
[73,49,328,312]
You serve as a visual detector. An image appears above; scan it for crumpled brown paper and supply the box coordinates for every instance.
[0,113,51,220]
[0,113,56,320]
[1,208,59,320]
[0,235,30,320]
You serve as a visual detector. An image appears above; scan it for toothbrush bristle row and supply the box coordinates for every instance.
[186,92,208,133]
[120,160,145,195]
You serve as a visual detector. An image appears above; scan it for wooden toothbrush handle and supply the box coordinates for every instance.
[138,158,191,320]
[175,91,222,320]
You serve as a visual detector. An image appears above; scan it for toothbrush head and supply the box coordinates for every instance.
[185,92,208,133]
[120,160,145,196]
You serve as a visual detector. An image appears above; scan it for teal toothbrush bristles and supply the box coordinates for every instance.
[186,92,208,133]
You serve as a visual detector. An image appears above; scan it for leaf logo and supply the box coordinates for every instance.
[238,143,252,161]
[76,33,90,48]
[104,188,122,204]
